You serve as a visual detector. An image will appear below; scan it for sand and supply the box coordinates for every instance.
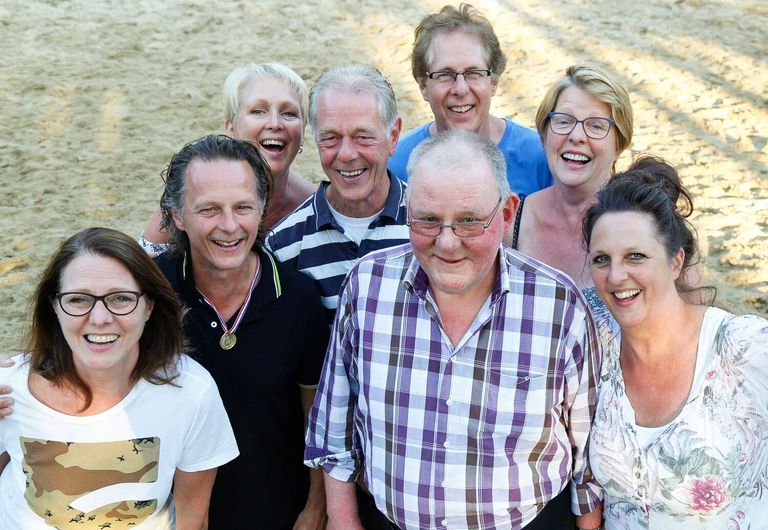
[1,0,766,350]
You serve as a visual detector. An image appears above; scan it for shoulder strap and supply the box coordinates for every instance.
[511,194,526,249]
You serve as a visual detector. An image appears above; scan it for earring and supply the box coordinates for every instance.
[298,145,304,154]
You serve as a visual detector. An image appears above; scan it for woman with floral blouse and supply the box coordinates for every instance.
[582,155,768,529]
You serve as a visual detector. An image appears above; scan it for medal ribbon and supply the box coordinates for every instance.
[198,258,261,340]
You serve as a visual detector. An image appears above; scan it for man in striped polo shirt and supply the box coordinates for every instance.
[266,65,410,325]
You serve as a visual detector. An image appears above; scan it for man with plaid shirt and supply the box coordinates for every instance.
[305,130,603,530]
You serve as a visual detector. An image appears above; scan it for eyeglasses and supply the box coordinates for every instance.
[547,112,615,139]
[408,198,503,238]
[425,69,492,85]
[55,291,145,317]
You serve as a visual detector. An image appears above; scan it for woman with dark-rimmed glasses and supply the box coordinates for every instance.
[0,227,238,529]
[505,64,634,317]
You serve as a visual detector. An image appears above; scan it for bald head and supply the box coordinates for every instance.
[406,129,510,199]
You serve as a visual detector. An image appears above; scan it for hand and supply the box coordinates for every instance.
[292,503,327,530]
[0,386,13,421]
[0,353,16,420]
[0,353,15,368]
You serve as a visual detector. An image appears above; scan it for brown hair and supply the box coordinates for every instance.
[411,3,507,87]
[582,155,715,302]
[25,227,185,410]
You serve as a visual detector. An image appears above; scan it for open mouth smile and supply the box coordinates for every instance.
[260,139,286,153]
[85,334,118,344]
[338,169,365,178]
[613,289,641,301]
[562,152,591,164]
[449,105,472,114]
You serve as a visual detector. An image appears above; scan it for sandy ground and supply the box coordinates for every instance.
[0,0,766,351]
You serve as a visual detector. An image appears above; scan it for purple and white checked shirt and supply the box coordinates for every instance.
[305,243,601,530]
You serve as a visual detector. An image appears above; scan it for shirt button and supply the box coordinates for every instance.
[443,441,450,448]
[446,399,453,406]
[211,321,218,328]
[635,471,642,479]
[440,520,447,526]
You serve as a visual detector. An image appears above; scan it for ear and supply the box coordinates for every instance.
[171,208,185,232]
[224,120,235,137]
[419,78,431,102]
[388,117,403,156]
[490,76,499,97]
[671,247,685,280]
[501,193,520,234]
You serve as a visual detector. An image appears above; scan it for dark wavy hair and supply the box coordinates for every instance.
[160,134,273,256]
[24,227,185,410]
[582,155,715,303]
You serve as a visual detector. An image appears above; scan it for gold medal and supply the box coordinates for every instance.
[219,332,237,350]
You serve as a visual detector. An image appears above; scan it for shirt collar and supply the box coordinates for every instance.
[314,171,407,230]
[181,245,283,318]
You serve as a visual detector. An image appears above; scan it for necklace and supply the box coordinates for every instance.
[198,257,261,350]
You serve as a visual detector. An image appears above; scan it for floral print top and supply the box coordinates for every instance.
[591,307,768,529]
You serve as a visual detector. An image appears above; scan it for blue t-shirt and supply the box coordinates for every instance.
[388,118,553,198]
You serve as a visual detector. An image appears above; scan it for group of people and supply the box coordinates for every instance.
[0,3,766,530]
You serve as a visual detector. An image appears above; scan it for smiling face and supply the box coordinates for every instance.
[544,86,619,193]
[54,253,153,378]
[419,30,498,137]
[408,157,515,302]
[315,88,401,217]
[225,75,304,180]
[589,211,684,330]
[172,158,262,276]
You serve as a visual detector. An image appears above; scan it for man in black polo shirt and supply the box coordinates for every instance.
[155,135,330,529]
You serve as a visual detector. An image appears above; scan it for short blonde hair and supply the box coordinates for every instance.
[535,64,633,155]
[223,63,309,129]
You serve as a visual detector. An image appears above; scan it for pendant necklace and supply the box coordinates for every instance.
[198,257,261,350]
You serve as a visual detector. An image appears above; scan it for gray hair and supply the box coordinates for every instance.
[223,62,309,129]
[407,129,509,198]
[308,65,399,138]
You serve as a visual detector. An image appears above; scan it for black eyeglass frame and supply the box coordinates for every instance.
[54,291,146,317]
[425,69,493,83]
[407,197,504,238]
[546,111,615,140]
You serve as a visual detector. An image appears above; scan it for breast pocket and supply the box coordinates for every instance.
[481,371,550,444]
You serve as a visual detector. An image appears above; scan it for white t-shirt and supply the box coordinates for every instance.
[0,354,239,530]
[326,202,383,246]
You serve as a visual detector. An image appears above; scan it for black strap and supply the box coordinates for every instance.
[511,193,527,249]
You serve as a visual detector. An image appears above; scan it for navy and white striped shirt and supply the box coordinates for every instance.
[266,175,410,324]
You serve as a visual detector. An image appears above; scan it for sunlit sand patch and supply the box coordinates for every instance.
[97,85,127,151]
